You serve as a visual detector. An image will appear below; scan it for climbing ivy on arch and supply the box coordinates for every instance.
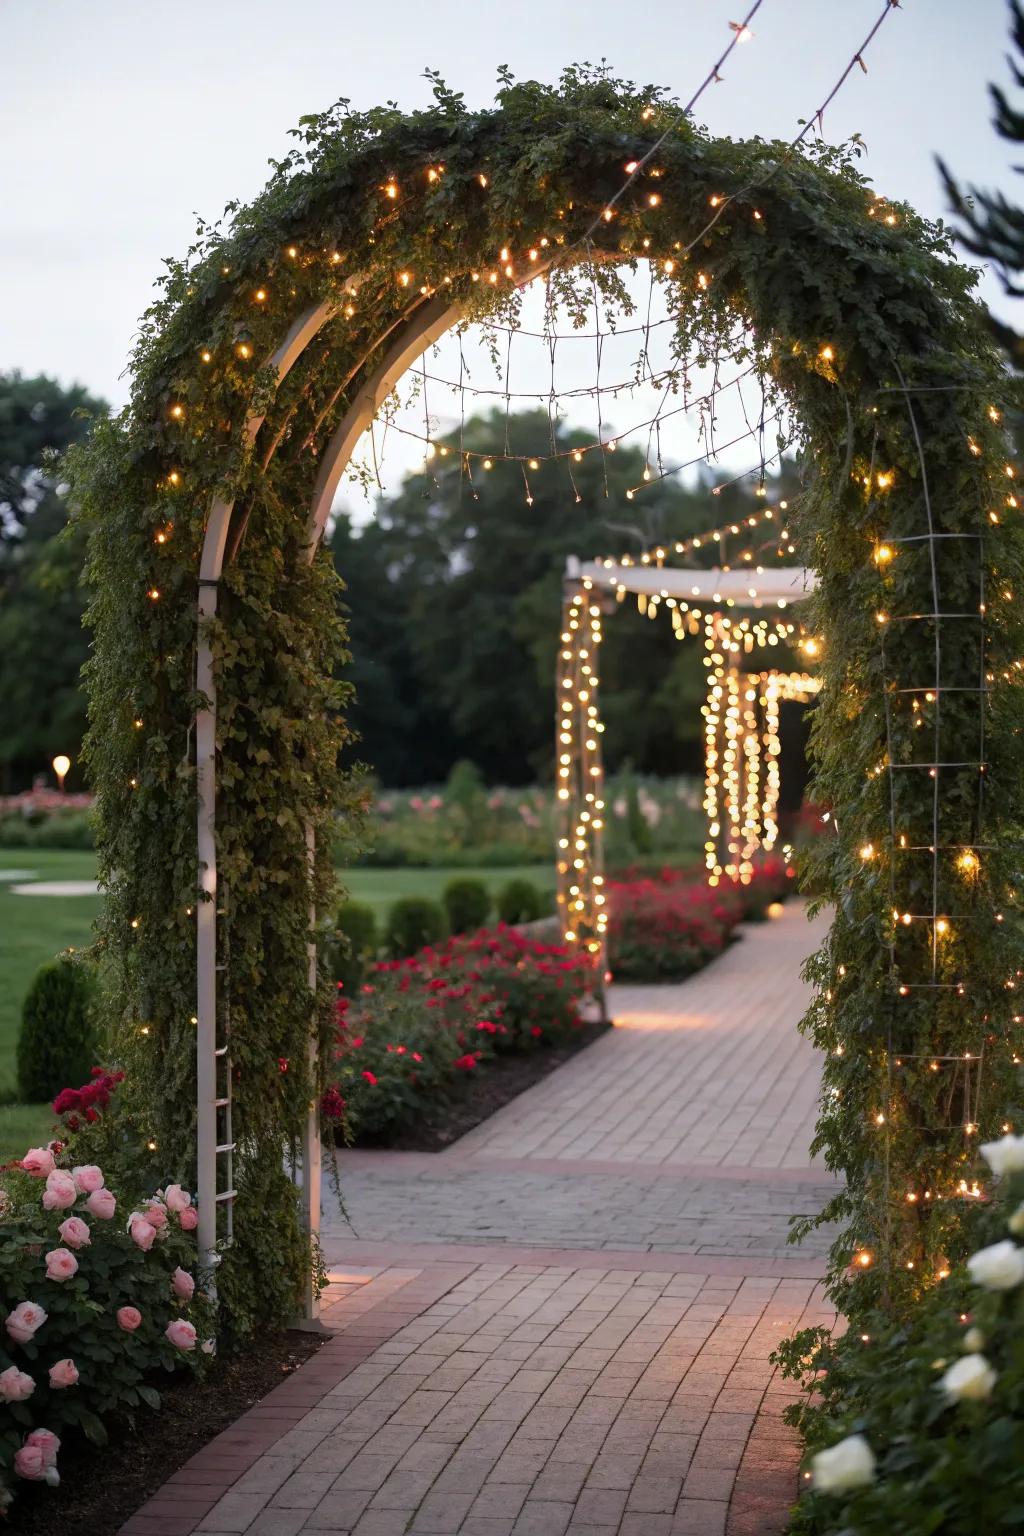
[69,65,1024,1335]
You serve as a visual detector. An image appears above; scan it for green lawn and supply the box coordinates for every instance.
[0,847,554,1160]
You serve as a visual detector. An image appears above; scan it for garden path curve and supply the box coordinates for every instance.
[123,901,837,1536]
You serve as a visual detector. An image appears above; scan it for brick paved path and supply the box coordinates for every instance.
[123,902,837,1536]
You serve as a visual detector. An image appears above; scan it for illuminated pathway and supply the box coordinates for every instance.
[124,902,837,1536]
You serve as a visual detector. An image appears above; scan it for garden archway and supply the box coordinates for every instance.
[75,72,1023,1336]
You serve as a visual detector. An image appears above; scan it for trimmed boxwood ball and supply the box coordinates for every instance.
[442,877,492,934]
[385,896,448,958]
[17,956,97,1102]
[497,877,543,925]
[331,898,378,993]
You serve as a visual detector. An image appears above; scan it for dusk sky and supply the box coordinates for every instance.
[3,0,1020,504]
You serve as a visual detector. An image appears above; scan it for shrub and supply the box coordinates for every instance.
[608,879,741,981]
[0,812,94,850]
[17,960,98,1104]
[775,1157,1024,1535]
[384,897,447,959]
[0,1147,210,1512]
[497,878,543,925]
[330,900,378,993]
[442,878,491,935]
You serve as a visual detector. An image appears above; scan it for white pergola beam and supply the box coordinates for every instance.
[576,562,814,608]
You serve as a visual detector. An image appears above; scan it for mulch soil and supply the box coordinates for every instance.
[10,1330,324,1536]
[352,1018,611,1151]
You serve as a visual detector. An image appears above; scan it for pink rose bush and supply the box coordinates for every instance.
[0,1144,212,1509]
[0,1369,34,1404]
[85,1187,116,1220]
[57,1216,90,1249]
[47,1359,78,1390]
[20,1149,55,1179]
[13,1428,60,1485]
[44,1248,78,1282]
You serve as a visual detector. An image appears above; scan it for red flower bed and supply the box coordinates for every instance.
[607,857,794,981]
[324,925,595,1138]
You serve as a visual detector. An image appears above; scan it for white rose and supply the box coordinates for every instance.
[1008,1202,1024,1237]
[940,1353,996,1403]
[979,1133,1024,1177]
[967,1239,1024,1291]
[810,1433,876,1494]
[963,1327,985,1352]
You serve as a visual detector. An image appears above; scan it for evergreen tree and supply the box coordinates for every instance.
[940,0,1024,365]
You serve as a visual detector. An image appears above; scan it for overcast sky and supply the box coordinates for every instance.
[2,0,1020,497]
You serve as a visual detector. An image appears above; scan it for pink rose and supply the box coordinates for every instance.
[48,1359,78,1390]
[178,1206,198,1232]
[164,1184,191,1213]
[128,1214,156,1251]
[116,1306,142,1332]
[171,1267,195,1302]
[165,1319,197,1351]
[41,1169,77,1211]
[86,1187,116,1220]
[44,1248,78,1282]
[15,1428,60,1485]
[57,1216,91,1250]
[0,1366,35,1402]
[72,1164,104,1194]
[5,1302,47,1344]
[144,1199,168,1229]
[21,1147,55,1179]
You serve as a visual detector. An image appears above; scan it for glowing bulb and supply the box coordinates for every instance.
[254,288,267,302]
[820,345,834,362]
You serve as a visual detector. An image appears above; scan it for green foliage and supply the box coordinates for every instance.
[0,373,108,790]
[331,428,787,786]
[496,877,543,925]
[442,877,491,934]
[0,811,94,850]
[775,1169,1024,1534]
[17,958,97,1103]
[330,899,378,993]
[66,64,1022,1340]
[939,0,1024,368]
[384,896,448,958]
[620,762,653,856]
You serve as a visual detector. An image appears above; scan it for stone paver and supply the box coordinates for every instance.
[122,902,835,1536]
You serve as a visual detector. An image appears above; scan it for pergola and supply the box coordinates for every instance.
[555,557,818,971]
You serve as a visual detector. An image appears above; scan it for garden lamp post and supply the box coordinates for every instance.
[52,754,71,794]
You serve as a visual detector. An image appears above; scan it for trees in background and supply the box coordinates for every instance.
[0,373,108,791]
[331,408,800,785]
[940,0,1024,365]
[0,387,796,792]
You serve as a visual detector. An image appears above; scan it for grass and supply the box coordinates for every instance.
[0,847,554,1160]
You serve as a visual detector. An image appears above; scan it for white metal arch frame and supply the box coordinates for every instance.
[195,284,525,1311]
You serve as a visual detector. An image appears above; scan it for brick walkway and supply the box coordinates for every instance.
[123,902,836,1536]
